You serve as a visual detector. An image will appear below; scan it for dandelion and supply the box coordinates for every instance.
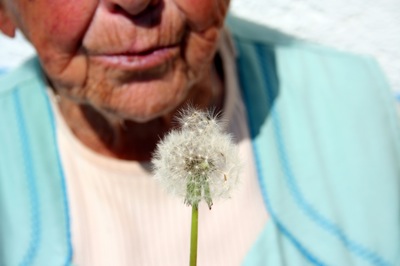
[152,107,241,266]
[152,107,241,209]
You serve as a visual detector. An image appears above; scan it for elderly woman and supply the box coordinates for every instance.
[0,0,399,265]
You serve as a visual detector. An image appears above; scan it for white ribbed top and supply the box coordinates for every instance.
[49,29,268,266]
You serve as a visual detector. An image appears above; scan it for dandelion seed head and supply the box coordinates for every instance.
[152,107,241,209]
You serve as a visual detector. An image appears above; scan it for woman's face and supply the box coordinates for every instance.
[0,0,229,121]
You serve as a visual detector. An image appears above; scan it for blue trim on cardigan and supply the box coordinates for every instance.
[252,142,326,266]
[42,89,73,265]
[254,44,389,266]
[13,89,41,265]
[236,43,326,265]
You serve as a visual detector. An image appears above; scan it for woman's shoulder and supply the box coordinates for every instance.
[226,15,393,115]
[0,57,44,97]
[230,16,377,64]
[226,14,381,67]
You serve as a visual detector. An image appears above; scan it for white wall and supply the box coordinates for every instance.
[1,1,399,95]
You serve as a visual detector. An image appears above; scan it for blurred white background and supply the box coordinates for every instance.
[1,0,399,96]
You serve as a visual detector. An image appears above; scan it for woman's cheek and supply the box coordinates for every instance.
[42,1,96,51]
[186,28,220,67]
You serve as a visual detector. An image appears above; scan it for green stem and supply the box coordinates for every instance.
[189,205,199,266]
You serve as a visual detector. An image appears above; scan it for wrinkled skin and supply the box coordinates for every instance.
[0,0,230,160]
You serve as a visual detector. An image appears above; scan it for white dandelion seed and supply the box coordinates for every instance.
[152,107,241,209]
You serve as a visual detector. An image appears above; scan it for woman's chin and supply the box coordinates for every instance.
[100,87,188,123]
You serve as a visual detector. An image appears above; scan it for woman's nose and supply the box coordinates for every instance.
[103,0,160,16]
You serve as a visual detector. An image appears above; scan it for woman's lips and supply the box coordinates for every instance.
[92,45,179,72]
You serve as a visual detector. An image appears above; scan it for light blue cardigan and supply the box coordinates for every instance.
[0,17,399,266]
